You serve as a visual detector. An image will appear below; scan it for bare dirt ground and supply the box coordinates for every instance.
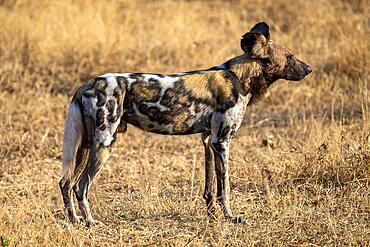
[0,0,369,246]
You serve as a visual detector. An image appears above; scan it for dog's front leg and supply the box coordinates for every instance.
[211,140,233,220]
[210,110,234,221]
[201,132,216,217]
[209,93,250,222]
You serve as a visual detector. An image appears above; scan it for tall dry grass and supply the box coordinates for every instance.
[0,0,369,246]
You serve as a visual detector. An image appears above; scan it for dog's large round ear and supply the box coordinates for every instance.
[240,32,268,57]
[250,22,270,40]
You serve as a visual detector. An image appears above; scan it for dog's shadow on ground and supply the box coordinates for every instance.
[114,209,246,226]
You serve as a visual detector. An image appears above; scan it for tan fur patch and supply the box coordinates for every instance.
[182,73,213,100]
[131,83,160,102]
[227,55,262,93]
[218,54,270,104]
[182,71,234,104]
[173,111,190,132]
[95,79,107,90]
[173,111,189,124]
[208,71,234,101]
[177,94,189,104]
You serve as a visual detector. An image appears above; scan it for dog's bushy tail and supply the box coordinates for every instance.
[61,99,84,181]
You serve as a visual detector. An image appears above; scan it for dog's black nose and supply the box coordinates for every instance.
[306,65,312,74]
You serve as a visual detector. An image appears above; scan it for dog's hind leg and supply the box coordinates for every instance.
[59,147,88,223]
[59,178,80,223]
[72,76,125,226]
[74,139,110,226]
[201,132,217,218]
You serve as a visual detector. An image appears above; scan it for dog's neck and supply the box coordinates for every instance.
[223,55,271,104]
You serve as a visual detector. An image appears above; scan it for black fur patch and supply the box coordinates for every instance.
[106,99,115,114]
[116,105,122,118]
[251,22,270,40]
[138,104,172,125]
[117,76,128,91]
[113,87,121,99]
[96,109,105,127]
[96,90,107,107]
[129,73,144,80]
[99,124,107,131]
[148,78,160,84]
[108,114,119,123]
[219,125,231,142]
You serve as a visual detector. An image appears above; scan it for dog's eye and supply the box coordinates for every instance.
[260,58,271,66]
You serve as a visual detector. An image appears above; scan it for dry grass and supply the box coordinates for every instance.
[0,0,369,246]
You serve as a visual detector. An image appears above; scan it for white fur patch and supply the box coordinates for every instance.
[211,93,252,143]
[82,76,124,147]
[62,101,84,178]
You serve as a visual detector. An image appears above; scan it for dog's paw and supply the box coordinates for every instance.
[86,219,103,227]
[226,216,244,224]
[69,215,83,224]
[232,216,244,224]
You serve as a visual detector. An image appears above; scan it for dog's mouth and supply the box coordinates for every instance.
[284,66,312,81]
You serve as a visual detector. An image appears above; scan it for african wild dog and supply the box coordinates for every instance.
[60,22,312,225]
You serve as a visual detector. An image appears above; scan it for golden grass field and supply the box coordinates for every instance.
[0,0,369,245]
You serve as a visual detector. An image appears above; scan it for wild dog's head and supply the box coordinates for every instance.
[240,22,312,82]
